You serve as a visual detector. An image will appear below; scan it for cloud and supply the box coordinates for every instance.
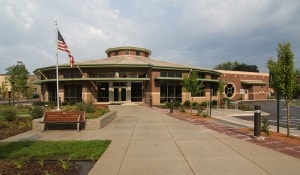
[0,0,299,74]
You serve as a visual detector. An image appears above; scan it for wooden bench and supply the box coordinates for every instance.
[41,111,85,131]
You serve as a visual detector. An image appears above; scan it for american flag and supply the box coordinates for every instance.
[57,30,75,68]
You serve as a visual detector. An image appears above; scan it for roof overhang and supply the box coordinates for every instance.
[33,77,150,85]
[241,80,267,86]
[155,77,220,83]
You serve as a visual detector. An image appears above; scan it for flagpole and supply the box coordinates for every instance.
[55,21,60,110]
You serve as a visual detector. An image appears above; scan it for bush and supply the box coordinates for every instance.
[174,101,181,107]
[0,107,17,122]
[200,101,207,107]
[212,100,218,106]
[179,106,186,112]
[192,102,199,109]
[76,103,85,111]
[240,104,252,111]
[183,100,191,107]
[85,102,95,113]
[86,108,109,119]
[261,118,270,135]
[164,102,171,108]
[31,106,44,119]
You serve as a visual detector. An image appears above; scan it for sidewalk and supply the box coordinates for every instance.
[90,105,300,175]
[2,105,300,175]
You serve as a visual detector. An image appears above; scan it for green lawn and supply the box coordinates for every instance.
[0,140,111,160]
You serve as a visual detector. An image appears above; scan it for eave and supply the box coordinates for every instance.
[33,77,150,85]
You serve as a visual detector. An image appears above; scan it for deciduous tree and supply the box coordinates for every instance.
[267,42,296,136]
[182,71,204,113]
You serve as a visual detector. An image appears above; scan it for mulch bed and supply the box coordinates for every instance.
[0,120,95,175]
[0,119,32,140]
[0,159,95,175]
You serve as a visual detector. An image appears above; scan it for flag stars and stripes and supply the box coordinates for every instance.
[57,30,75,68]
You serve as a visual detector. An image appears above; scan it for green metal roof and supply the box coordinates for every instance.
[33,77,150,85]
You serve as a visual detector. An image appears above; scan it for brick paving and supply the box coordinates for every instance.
[153,107,300,159]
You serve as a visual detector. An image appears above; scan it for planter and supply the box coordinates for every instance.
[85,111,117,130]
[32,111,117,131]
[32,118,45,132]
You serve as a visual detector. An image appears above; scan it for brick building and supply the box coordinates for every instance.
[218,70,270,101]
[33,46,223,105]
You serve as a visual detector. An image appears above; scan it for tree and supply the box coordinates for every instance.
[214,61,259,72]
[267,42,296,137]
[1,82,8,99]
[218,80,225,108]
[182,71,204,113]
[6,61,29,121]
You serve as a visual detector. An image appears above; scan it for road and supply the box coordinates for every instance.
[238,100,300,129]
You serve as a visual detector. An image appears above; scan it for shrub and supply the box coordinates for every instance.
[201,111,208,118]
[86,108,109,119]
[261,118,270,135]
[174,101,181,107]
[85,102,95,113]
[62,105,77,112]
[179,106,186,112]
[183,100,191,107]
[76,103,85,111]
[31,106,44,119]
[32,101,47,106]
[200,101,207,107]
[212,100,218,106]
[240,104,252,111]
[192,102,199,109]
[164,102,171,108]
[0,107,17,122]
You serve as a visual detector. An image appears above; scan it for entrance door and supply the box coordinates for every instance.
[114,88,126,101]
[114,88,119,101]
[121,88,126,101]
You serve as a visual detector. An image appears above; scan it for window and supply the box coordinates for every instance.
[225,83,235,98]
[113,82,127,87]
[131,82,143,102]
[136,51,140,56]
[65,74,81,78]
[211,74,219,80]
[160,71,182,78]
[160,82,182,103]
[114,51,118,56]
[198,73,205,79]
[48,83,57,102]
[97,82,109,102]
[211,84,218,96]
[64,83,82,103]
[124,50,130,55]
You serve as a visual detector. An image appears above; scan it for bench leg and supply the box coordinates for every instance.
[77,122,80,132]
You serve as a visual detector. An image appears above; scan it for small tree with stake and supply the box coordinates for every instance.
[6,61,29,122]
[267,42,296,137]
[182,71,204,113]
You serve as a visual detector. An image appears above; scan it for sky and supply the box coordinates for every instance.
[0,0,299,74]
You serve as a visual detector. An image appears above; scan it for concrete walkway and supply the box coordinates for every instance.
[2,105,300,175]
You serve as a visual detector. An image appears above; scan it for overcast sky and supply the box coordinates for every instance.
[0,0,299,74]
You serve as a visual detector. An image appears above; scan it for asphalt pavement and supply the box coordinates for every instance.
[237,100,300,129]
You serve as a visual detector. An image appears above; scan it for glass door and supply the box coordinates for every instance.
[121,88,126,101]
[114,88,119,101]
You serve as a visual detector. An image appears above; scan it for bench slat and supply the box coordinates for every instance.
[41,111,86,131]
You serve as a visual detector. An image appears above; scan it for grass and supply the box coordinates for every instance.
[0,140,111,160]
